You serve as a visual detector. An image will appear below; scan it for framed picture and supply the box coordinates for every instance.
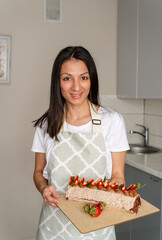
[44,0,62,23]
[0,35,11,84]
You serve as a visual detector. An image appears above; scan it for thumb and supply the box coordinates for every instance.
[48,185,59,198]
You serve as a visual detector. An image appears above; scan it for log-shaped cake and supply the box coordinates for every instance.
[66,176,141,213]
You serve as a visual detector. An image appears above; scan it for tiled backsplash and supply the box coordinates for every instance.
[144,100,162,149]
[100,95,162,149]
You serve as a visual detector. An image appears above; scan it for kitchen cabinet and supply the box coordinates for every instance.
[116,164,162,240]
[117,0,162,98]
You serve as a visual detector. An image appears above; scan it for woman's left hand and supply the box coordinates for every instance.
[110,176,125,186]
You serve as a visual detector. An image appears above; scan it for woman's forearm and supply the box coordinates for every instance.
[33,171,48,195]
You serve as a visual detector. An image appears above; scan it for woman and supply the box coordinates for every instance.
[31,46,130,240]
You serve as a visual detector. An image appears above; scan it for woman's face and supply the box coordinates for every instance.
[60,59,91,106]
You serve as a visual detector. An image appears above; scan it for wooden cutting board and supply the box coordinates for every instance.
[57,194,160,234]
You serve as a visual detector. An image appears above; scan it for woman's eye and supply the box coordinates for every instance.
[63,77,70,81]
[81,76,88,80]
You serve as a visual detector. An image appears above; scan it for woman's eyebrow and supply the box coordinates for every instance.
[61,72,89,76]
[60,73,72,76]
[80,72,89,75]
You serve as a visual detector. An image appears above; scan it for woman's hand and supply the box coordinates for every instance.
[42,185,59,207]
[33,153,59,207]
[110,176,125,186]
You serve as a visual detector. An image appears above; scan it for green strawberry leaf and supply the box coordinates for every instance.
[136,182,146,190]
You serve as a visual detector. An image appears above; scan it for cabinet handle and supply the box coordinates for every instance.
[150,176,161,182]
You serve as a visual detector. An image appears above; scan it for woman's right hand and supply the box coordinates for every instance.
[42,185,60,207]
[33,153,60,207]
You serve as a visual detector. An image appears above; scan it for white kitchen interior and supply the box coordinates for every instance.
[0,0,161,240]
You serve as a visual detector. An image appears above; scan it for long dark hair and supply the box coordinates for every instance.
[33,46,99,139]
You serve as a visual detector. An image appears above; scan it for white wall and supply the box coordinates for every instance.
[0,1,118,239]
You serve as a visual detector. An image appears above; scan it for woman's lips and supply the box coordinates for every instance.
[70,92,83,99]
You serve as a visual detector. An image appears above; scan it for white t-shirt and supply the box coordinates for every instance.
[31,106,130,179]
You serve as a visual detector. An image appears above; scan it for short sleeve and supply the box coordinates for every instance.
[31,126,46,153]
[109,114,130,152]
[100,107,130,152]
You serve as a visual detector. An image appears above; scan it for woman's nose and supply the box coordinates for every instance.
[72,79,80,91]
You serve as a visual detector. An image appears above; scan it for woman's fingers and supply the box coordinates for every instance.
[49,185,60,198]
[42,185,59,207]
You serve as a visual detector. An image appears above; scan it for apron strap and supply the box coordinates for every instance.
[89,102,102,133]
[61,101,102,133]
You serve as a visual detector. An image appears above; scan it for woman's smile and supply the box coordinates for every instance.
[70,92,83,98]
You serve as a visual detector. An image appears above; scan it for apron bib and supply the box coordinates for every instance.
[36,104,116,240]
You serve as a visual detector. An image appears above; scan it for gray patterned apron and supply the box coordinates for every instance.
[36,103,116,240]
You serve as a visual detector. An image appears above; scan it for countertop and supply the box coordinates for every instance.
[126,152,162,179]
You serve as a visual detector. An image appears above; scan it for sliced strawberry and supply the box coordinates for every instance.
[111,183,118,189]
[96,178,102,184]
[104,181,109,188]
[91,182,96,186]
[80,177,85,182]
[74,175,79,180]
[74,180,80,185]
[122,186,127,191]
[70,176,75,181]
[132,184,137,190]
[88,178,94,183]
[69,180,73,185]
[98,181,103,186]
[127,185,133,190]
[83,181,88,186]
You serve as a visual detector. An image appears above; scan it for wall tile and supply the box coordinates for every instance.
[145,114,162,136]
[149,135,162,149]
[100,95,144,114]
[145,99,162,116]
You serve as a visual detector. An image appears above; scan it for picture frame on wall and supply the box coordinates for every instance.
[44,0,62,23]
[0,35,11,84]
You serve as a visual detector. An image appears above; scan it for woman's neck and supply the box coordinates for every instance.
[65,100,91,126]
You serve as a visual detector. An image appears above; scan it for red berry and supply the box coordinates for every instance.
[127,185,133,190]
[91,182,96,186]
[69,180,73,185]
[74,180,80,185]
[132,184,137,190]
[98,182,103,186]
[104,181,109,188]
[83,181,88,186]
[88,178,94,183]
[74,175,79,180]
[122,186,127,191]
[90,206,101,217]
[80,177,84,182]
[96,178,102,184]
[96,203,106,211]
[111,183,118,189]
